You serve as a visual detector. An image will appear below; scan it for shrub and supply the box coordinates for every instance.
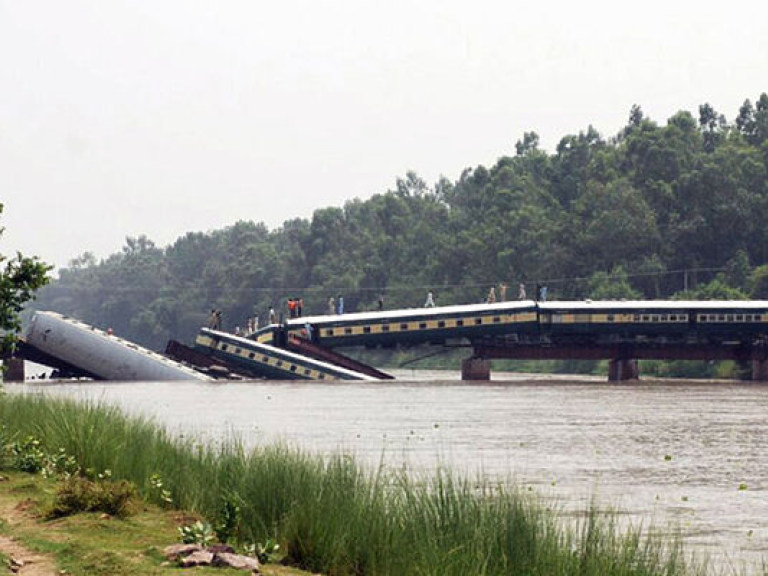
[47,476,137,519]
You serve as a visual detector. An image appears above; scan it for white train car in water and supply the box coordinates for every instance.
[26,311,212,382]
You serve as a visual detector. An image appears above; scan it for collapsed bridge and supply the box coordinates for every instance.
[9,300,768,382]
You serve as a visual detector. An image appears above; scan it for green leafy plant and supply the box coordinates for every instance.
[178,520,215,546]
[148,473,173,506]
[246,538,280,564]
[42,447,80,478]
[214,496,241,544]
[11,436,46,473]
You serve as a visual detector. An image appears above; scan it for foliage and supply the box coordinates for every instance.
[47,476,137,519]
[27,93,768,375]
[0,203,52,356]
[178,520,215,546]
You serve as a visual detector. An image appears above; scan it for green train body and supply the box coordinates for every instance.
[284,301,540,347]
[275,300,768,348]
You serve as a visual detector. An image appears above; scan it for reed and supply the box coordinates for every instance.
[0,393,707,576]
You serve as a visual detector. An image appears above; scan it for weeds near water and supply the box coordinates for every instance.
[0,393,710,576]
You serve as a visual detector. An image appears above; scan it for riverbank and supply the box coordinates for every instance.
[0,470,314,575]
[0,393,714,575]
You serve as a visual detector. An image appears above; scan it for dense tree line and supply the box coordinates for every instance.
[33,94,768,354]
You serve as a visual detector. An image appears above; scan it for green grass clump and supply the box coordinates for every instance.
[0,393,706,576]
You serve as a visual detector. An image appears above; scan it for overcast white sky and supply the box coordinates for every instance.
[1,0,767,271]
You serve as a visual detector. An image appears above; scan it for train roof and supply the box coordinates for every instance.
[285,300,538,326]
[538,300,768,311]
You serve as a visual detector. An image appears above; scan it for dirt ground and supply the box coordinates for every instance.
[0,491,57,575]
[0,533,58,576]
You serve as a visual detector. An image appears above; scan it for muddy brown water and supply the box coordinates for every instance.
[10,370,768,571]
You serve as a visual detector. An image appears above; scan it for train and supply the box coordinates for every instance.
[261,300,768,349]
[194,328,377,380]
[26,311,213,381]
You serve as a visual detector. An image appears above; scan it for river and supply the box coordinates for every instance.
[9,370,768,572]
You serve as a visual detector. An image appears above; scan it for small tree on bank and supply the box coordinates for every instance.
[0,203,52,356]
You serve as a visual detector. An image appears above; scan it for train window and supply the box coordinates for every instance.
[304,369,312,376]
[633,315,640,322]
[363,326,371,334]
[382,325,390,332]
[680,315,688,322]
[756,315,763,322]
[607,315,614,322]
[651,315,659,322]
[344,328,353,335]
[325,329,334,336]
[262,356,269,362]
[474,318,483,325]
[400,323,408,330]
[660,315,668,322]
[290,365,297,372]
[698,315,706,322]
[235,348,241,354]
[669,315,676,321]
[419,322,427,329]
[318,373,325,379]
[438,320,446,328]
[736,315,744,322]
[492,316,501,323]
[718,315,725,322]
[221,344,229,351]
[456,319,464,327]
[276,360,283,367]
[248,352,255,359]
[642,315,650,322]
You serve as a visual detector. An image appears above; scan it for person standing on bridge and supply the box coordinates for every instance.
[499,282,508,302]
[338,295,344,315]
[378,294,384,310]
[518,283,527,299]
[424,291,435,307]
[327,296,335,315]
[269,307,277,325]
[487,286,497,304]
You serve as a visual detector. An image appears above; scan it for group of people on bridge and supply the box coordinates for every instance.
[209,280,550,335]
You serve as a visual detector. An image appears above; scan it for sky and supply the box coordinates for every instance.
[1,0,767,271]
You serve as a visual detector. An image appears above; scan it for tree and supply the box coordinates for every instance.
[0,204,52,354]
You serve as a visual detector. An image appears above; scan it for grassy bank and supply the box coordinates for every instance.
[0,393,710,575]
[0,470,311,575]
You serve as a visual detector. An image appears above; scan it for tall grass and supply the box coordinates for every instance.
[0,393,706,576]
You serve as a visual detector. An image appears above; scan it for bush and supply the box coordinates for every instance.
[47,476,137,519]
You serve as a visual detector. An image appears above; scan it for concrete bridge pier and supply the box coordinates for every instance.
[462,357,491,381]
[608,358,638,382]
[2,356,25,382]
[751,359,768,381]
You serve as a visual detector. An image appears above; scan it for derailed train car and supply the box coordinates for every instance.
[26,311,213,381]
